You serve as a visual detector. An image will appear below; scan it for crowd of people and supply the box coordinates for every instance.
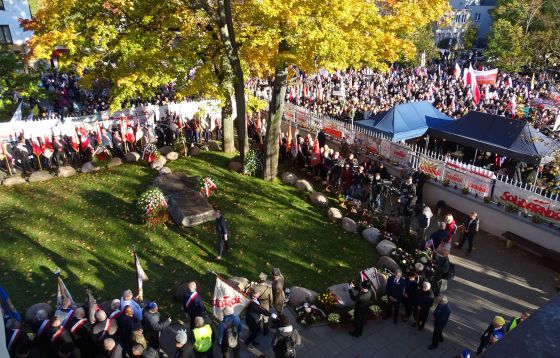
[284,62,559,138]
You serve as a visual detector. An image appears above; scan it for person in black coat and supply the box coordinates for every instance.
[245,291,274,347]
[413,281,434,331]
[142,302,171,350]
[348,280,373,337]
[317,130,326,149]
[428,296,451,350]
[384,269,406,324]
[401,272,420,322]
[120,306,139,356]
[456,212,480,254]
[215,210,228,260]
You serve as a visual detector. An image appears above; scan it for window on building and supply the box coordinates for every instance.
[0,0,5,11]
[461,13,467,23]
[455,14,460,23]
[474,13,481,22]
[0,25,12,44]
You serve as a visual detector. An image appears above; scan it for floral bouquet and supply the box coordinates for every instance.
[295,302,327,326]
[92,145,112,166]
[137,187,168,227]
[317,290,338,311]
[173,134,188,157]
[142,143,160,163]
[199,177,218,198]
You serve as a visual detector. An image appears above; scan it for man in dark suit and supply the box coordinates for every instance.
[413,281,434,331]
[402,271,420,322]
[456,211,480,255]
[348,280,372,337]
[384,269,406,324]
[215,210,228,260]
[429,295,451,350]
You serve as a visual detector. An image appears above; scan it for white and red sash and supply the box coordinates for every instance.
[51,326,65,342]
[70,318,87,334]
[185,292,199,310]
[61,309,74,328]
[7,329,22,351]
[109,309,122,320]
[99,319,112,341]
[37,319,49,337]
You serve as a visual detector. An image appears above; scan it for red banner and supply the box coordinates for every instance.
[324,126,343,139]
[474,69,498,85]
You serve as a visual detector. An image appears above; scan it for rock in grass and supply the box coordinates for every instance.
[190,146,201,156]
[328,207,343,221]
[159,146,174,156]
[341,217,357,233]
[376,240,397,256]
[295,179,313,192]
[159,166,172,175]
[310,191,329,207]
[207,141,221,151]
[57,166,76,178]
[376,256,400,273]
[288,286,318,307]
[151,157,167,170]
[28,171,53,183]
[281,172,298,185]
[81,161,100,173]
[107,157,123,168]
[166,151,179,161]
[362,227,381,245]
[228,161,243,173]
[125,152,140,162]
[2,175,27,186]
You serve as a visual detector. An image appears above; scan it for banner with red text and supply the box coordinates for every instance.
[284,104,295,122]
[418,154,444,180]
[295,107,308,128]
[474,69,499,85]
[390,143,411,167]
[493,182,560,223]
[212,276,251,320]
[444,160,493,196]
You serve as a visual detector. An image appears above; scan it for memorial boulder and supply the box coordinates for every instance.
[310,191,329,207]
[166,151,179,161]
[57,166,76,178]
[159,146,174,156]
[327,207,343,221]
[341,217,357,233]
[281,172,298,185]
[125,152,140,162]
[362,227,381,245]
[376,240,397,256]
[107,157,123,168]
[295,179,313,192]
[28,171,53,183]
[81,162,99,173]
[288,286,318,307]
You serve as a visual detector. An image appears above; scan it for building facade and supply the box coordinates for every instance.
[436,0,496,49]
[0,0,33,48]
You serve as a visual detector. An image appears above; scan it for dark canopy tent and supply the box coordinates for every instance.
[355,101,452,141]
[428,111,560,165]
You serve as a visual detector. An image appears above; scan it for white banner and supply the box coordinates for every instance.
[418,154,444,180]
[212,276,251,321]
[295,107,308,128]
[444,160,493,196]
[493,181,560,223]
[284,103,295,122]
[389,143,411,167]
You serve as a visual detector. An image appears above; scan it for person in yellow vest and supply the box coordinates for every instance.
[192,316,214,358]
[506,312,530,333]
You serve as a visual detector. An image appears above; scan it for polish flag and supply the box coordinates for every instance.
[506,77,512,88]
[469,65,480,105]
[454,63,461,79]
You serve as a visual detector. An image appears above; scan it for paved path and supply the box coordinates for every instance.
[236,216,557,358]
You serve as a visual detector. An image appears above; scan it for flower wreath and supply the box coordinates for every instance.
[199,177,218,197]
[92,145,112,164]
[137,187,168,227]
[143,143,160,163]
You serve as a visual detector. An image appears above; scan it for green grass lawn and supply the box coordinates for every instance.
[0,152,376,315]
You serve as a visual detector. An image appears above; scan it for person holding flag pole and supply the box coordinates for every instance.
[0,141,13,176]
[133,246,149,303]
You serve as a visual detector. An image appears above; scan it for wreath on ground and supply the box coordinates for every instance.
[173,134,189,157]
[143,143,160,163]
[137,187,168,227]
[92,145,112,166]
[199,177,218,198]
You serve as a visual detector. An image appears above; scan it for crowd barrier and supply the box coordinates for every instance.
[0,100,221,140]
[283,102,560,226]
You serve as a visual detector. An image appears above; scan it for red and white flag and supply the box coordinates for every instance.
[96,122,103,144]
[134,251,148,301]
[212,276,251,320]
[506,77,513,88]
[56,274,75,309]
[469,65,480,105]
[309,136,321,166]
[453,63,461,79]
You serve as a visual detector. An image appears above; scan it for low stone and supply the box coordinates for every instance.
[151,157,167,170]
[327,283,354,308]
[281,172,298,185]
[327,207,343,221]
[166,151,179,161]
[159,146,174,156]
[341,217,357,233]
[288,286,318,307]
[200,145,209,151]
[295,179,313,192]
[227,277,250,291]
[107,157,123,168]
[362,227,382,245]
[207,140,221,151]
[167,190,215,227]
[376,239,397,256]
[190,146,201,156]
[228,161,243,173]
[152,173,200,194]
[376,256,400,273]
[28,171,53,183]
[57,166,76,178]
[125,152,140,162]
[159,166,172,175]
[24,303,53,324]
[310,191,329,207]
[81,162,100,173]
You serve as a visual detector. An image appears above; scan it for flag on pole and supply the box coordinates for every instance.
[85,289,97,324]
[212,276,251,321]
[134,251,148,302]
[31,140,43,157]
[0,285,21,322]
[506,77,513,88]
[531,73,535,90]
[96,122,103,144]
[78,128,91,151]
[287,123,292,152]
[309,135,321,166]
[454,63,461,79]
[9,101,23,123]
[469,65,480,105]
[135,120,143,142]
[43,136,54,159]
[56,273,75,309]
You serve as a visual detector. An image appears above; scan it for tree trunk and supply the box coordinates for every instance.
[222,89,235,153]
[216,0,248,161]
[263,64,288,181]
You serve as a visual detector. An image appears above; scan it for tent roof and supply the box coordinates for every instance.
[355,101,452,141]
[428,111,560,165]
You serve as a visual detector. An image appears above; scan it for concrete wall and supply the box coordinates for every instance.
[423,180,560,253]
[0,0,33,46]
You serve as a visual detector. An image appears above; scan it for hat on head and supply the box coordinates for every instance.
[271,268,281,276]
[146,302,157,310]
[494,316,506,326]
[258,272,267,281]
[175,329,188,345]
[122,289,133,297]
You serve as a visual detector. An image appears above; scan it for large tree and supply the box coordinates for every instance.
[234,0,449,180]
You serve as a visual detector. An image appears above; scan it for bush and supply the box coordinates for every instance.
[243,146,265,177]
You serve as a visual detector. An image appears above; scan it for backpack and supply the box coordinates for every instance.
[225,323,238,349]
[275,333,296,358]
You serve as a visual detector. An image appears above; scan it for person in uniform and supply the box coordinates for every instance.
[14,136,32,175]
[252,273,272,335]
[348,280,372,337]
[271,268,285,314]
[67,307,94,358]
